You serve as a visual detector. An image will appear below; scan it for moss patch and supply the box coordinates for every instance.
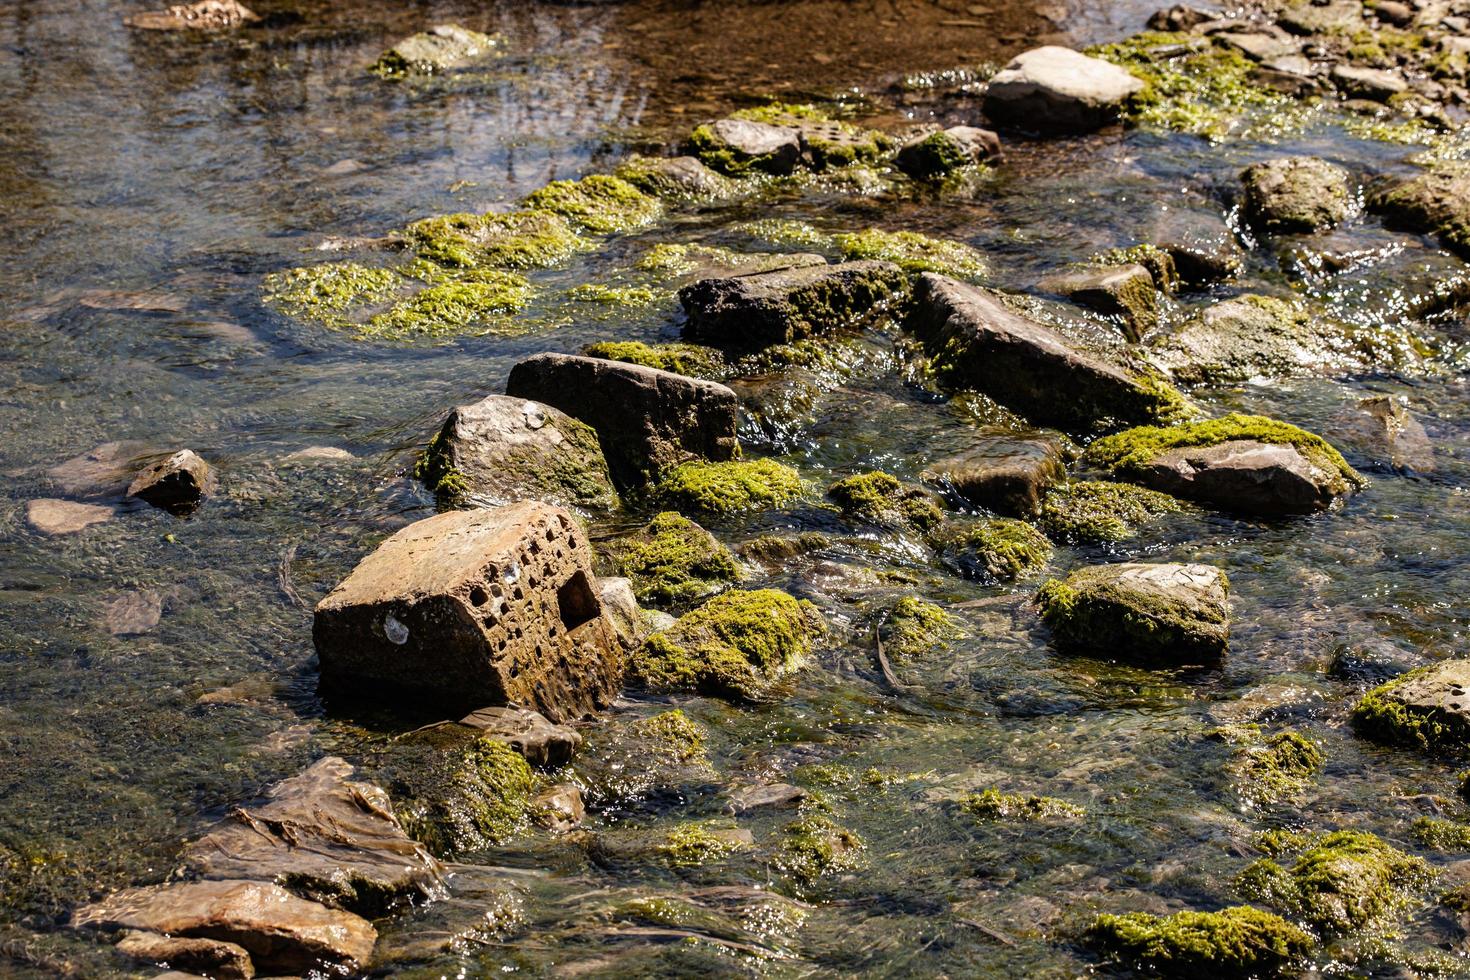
[567,283,660,306]
[628,708,709,765]
[654,459,805,516]
[961,788,1083,821]
[936,518,1052,583]
[1085,906,1315,978]
[603,511,742,607]
[364,272,532,338]
[262,261,401,329]
[1218,728,1325,807]
[1039,481,1184,545]
[835,228,989,279]
[900,130,975,178]
[627,589,823,701]
[581,340,726,379]
[882,596,959,659]
[1411,817,1470,851]
[404,209,589,270]
[827,471,944,533]
[771,814,864,884]
[655,823,747,867]
[521,175,662,234]
[1037,563,1229,664]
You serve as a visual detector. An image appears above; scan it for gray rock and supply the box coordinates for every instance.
[1329,635,1416,684]
[984,46,1145,132]
[922,434,1067,517]
[127,450,215,515]
[1034,263,1159,341]
[907,273,1185,432]
[314,501,623,723]
[615,155,736,201]
[47,440,154,499]
[1240,157,1355,233]
[1038,562,1230,665]
[1354,659,1470,755]
[895,126,1002,179]
[679,260,909,349]
[370,24,503,77]
[182,756,446,915]
[105,590,164,636]
[1278,0,1364,35]
[115,931,253,979]
[691,118,802,176]
[1136,440,1351,515]
[1351,395,1434,473]
[506,353,739,488]
[727,782,808,813]
[418,394,618,511]
[1331,64,1408,101]
[1217,32,1302,62]
[533,784,584,832]
[26,499,113,535]
[1370,162,1470,257]
[459,705,582,768]
[597,576,649,651]
[1159,234,1243,288]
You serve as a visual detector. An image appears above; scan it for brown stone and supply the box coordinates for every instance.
[124,0,259,30]
[1138,440,1345,515]
[115,930,254,979]
[458,706,582,767]
[26,499,114,535]
[1352,395,1434,473]
[923,435,1066,517]
[73,879,376,974]
[127,450,215,515]
[106,590,164,636]
[182,756,446,916]
[505,353,739,489]
[47,441,153,499]
[314,501,622,723]
[533,784,585,832]
[695,119,802,175]
[1034,263,1159,341]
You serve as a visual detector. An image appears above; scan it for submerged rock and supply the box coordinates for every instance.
[687,119,803,176]
[73,879,376,975]
[1240,157,1355,233]
[574,709,718,810]
[314,501,622,723]
[826,471,944,534]
[1085,905,1314,977]
[1371,163,1470,257]
[908,273,1187,431]
[679,260,908,349]
[935,518,1052,583]
[603,512,742,607]
[459,706,582,768]
[127,449,215,515]
[1349,395,1434,473]
[1038,562,1230,665]
[1035,263,1159,341]
[25,499,113,536]
[1353,659,1470,756]
[415,394,618,511]
[124,0,258,31]
[895,126,1002,179]
[985,46,1145,133]
[182,756,445,916]
[506,353,739,489]
[923,435,1067,518]
[1038,480,1184,544]
[370,24,504,78]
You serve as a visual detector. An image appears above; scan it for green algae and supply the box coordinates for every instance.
[405,209,590,270]
[364,272,532,339]
[1038,481,1184,545]
[626,589,823,701]
[413,427,468,507]
[1235,829,1434,935]
[581,340,726,379]
[881,596,959,659]
[1352,666,1470,756]
[1085,906,1315,978]
[730,102,833,125]
[834,228,989,279]
[655,823,747,867]
[960,788,1083,821]
[653,459,805,516]
[1221,729,1326,807]
[734,218,834,251]
[900,131,974,178]
[262,261,401,329]
[603,511,742,607]
[613,155,736,201]
[826,471,944,533]
[566,283,660,307]
[629,709,709,766]
[936,518,1052,583]
[1411,816,1470,851]
[521,175,662,234]
[771,814,864,884]
[1084,413,1364,490]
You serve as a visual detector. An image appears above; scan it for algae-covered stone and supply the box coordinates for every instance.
[404,209,589,270]
[934,518,1052,583]
[365,272,532,339]
[1035,263,1159,342]
[881,596,960,659]
[1240,157,1355,233]
[416,395,618,511]
[770,814,864,884]
[1038,562,1230,665]
[826,471,944,534]
[1085,906,1315,978]
[1219,728,1325,807]
[627,589,824,701]
[1370,162,1470,257]
[1352,659,1470,756]
[581,340,726,379]
[923,435,1067,518]
[613,155,736,201]
[263,261,401,330]
[738,531,831,568]
[588,822,751,869]
[1038,481,1184,544]
[679,260,909,349]
[908,273,1188,432]
[602,512,742,607]
[1083,414,1364,516]
[834,228,989,280]
[370,24,504,78]
[895,126,1001,179]
[573,709,718,810]
[961,788,1083,821]
[688,118,803,176]
[378,725,539,857]
[653,458,805,516]
[521,175,661,235]
[1236,830,1434,935]
[1411,816,1470,851]
[985,46,1145,133]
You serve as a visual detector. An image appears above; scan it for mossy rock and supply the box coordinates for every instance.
[1038,481,1184,545]
[1095,243,1178,294]
[729,102,892,170]
[653,459,805,516]
[627,589,824,701]
[378,724,540,857]
[1370,162,1470,258]
[1214,727,1325,807]
[881,596,960,659]
[1240,157,1355,234]
[827,471,944,534]
[1352,659,1470,756]
[770,814,864,885]
[581,340,726,380]
[1038,562,1230,665]
[364,273,533,338]
[1085,905,1315,978]
[960,788,1083,822]
[602,511,742,607]
[687,118,802,176]
[1235,829,1434,935]
[572,709,717,810]
[613,155,737,202]
[1035,262,1159,341]
[369,24,505,79]
[737,531,831,568]
[521,175,662,234]
[934,518,1052,583]
[586,821,750,870]
[1411,816,1470,851]
[404,209,590,270]
[834,228,989,280]
[262,261,402,331]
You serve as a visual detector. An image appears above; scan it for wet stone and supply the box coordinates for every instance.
[984,45,1145,133]
[727,782,808,813]
[1034,262,1158,341]
[533,784,585,832]
[313,501,622,723]
[506,353,739,489]
[370,24,503,78]
[1217,31,1302,63]
[895,126,1002,179]
[1371,162,1470,257]
[1240,157,1355,233]
[127,450,215,515]
[459,706,582,768]
[114,930,253,979]
[615,155,735,200]
[1328,635,1417,685]
[597,576,649,651]
[105,590,164,636]
[26,498,113,536]
[922,435,1067,518]
[123,0,259,31]
[690,118,803,176]
[1278,0,1364,35]
[1136,440,1350,516]
[1354,659,1470,755]
[48,440,154,499]
[1350,396,1434,474]
[1331,64,1408,102]
[1147,4,1215,31]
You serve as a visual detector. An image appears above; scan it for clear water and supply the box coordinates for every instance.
[4,0,1470,975]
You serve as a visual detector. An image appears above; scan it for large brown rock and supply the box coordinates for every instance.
[182,756,446,916]
[1136,440,1347,516]
[73,879,376,974]
[505,353,739,488]
[984,46,1144,133]
[679,260,909,349]
[314,501,621,722]
[1240,156,1355,233]
[907,273,1184,431]
[923,434,1067,517]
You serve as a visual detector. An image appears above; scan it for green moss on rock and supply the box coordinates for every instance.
[521,175,662,234]
[827,471,944,534]
[1352,662,1470,756]
[628,708,709,765]
[1037,562,1230,664]
[627,589,824,701]
[1095,244,1178,294]
[653,459,805,516]
[771,814,864,883]
[834,228,988,280]
[581,340,726,379]
[365,272,532,338]
[900,131,975,178]
[655,823,747,867]
[262,261,402,328]
[567,283,660,306]
[1039,481,1184,544]
[882,596,959,659]
[738,531,830,567]
[961,788,1083,821]
[1411,816,1470,851]
[404,209,590,270]
[1226,730,1325,807]
[1085,906,1315,978]
[936,518,1052,583]
[603,511,742,607]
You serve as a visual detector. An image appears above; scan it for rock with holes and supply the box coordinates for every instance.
[313,501,622,722]
[984,46,1145,133]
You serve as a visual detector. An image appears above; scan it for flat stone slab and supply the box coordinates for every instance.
[1039,562,1230,665]
[26,498,114,535]
[115,930,253,979]
[694,119,802,175]
[1137,439,1346,516]
[985,46,1144,133]
[314,501,622,722]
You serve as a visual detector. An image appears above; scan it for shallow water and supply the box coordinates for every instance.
[5,0,1470,976]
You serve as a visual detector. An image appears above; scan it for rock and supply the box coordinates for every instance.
[826,471,945,534]
[907,273,1187,431]
[727,782,808,813]
[1034,263,1159,341]
[1038,480,1184,544]
[1351,396,1434,473]
[72,879,376,974]
[895,126,1002,179]
[416,394,618,511]
[282,446,355,465]
[922,435,1067,517]
[984,46,1145,133]
[1217,32,1302,62]
[1160,237,1242,289]
[459,706,582,768]
[1253,56,1320,97]
[1038,562,1230,665]
[678,260,909,349]
[127,450,215,515]
[597,576,649,650]
[506,353,739,489]
[1278,0,1364,35]
[602,511,741,606]
[1085,906,1314,977]
[106,590,164,636]
[114,931,253,979]
[124,0,258,30]
[934,517,1052,583]
[1371,163,1470,257]
[182,756,445,915]
[1374,0,1415,27]
[533,784,585,832]
[1354,659,1470,755]
[614,155,735,200]
[574,709,719,810]
[25,499,113,535]
[1240,157,1355,233]
[1331,64,1408,102]
[47,440,154,499]
[370,24,503,78]
[1328,634,1416,684]
[1147,5,1215,31]
[314,501,622,723]
[687,118,803,176]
